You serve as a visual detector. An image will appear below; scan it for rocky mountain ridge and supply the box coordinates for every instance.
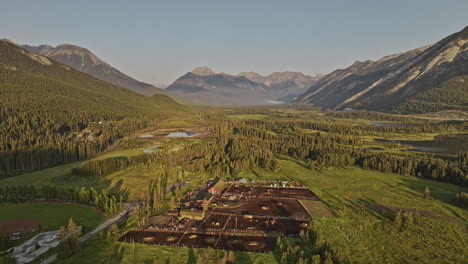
[296,26,468,112]
[22,43,163,95]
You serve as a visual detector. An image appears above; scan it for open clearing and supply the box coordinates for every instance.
[0,203,104,232]
[299,200,334,217]
[55,236,276,264]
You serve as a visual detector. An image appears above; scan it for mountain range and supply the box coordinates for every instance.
[13,26,468,113]
[296,26,468,113]
[21,44,163,95]
[238,71,323,101]
[1,39,187,119]
[166,67,322,105]
[166,67,273,106]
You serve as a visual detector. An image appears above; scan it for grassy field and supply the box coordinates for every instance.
[0,203,104,232]
[299,200,334,217]
[0,137,206,201]
[239,159,467,263]
[2,154,466,263]
[0,163,79,187]
[51,160,468,263]
[55,237,275,264]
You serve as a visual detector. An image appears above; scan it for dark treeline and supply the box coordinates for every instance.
[0,104,157,177]
[0,185,125,215]
[242,119,467,136]
[71,119,467,187]
[326,110,428,123]
[224,120,467,186]
[393,75,468,114]
[356,153,468,186]
[72,154,153,177]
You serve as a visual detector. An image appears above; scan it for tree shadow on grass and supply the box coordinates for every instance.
[357,197,396,221]
[277,155,310,170]
[233,251,253,264]
[187,247,196,264]
[399,177,466,209]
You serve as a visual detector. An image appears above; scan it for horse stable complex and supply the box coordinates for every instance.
[119,180,332,253]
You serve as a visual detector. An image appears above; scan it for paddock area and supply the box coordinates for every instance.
[214,198,310,220]
[119,230,277,253]
[119,182,332,253]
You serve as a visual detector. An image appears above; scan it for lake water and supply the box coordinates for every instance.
[139,134,154,138]
[373,133,467,154]
[143,145,158,153]
[362,147,384,151]
[165,131,199,138]
[373,138,443,153]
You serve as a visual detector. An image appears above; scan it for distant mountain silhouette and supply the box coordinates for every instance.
[167,67,322,105]
[239,71,323,102]
[166,67,274,105]
[22,43,164,95]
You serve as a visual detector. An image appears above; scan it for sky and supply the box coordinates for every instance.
[1,0,467,85]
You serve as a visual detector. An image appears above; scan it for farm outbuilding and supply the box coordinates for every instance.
[207,179,226,195]
[179,209,204,220]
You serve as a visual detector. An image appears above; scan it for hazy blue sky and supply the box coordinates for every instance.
[1,0,467,84]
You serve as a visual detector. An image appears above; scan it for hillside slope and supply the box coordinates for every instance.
[394,74,468,114]
[297,26,468,113]
[22,43,163,95]
[2,40,186,119]
[0,39,189,176]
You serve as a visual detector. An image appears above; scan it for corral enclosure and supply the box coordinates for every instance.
[120,182,331,253]
[225,185,318,200]
[120,230,277,253]
[213,198,310,219]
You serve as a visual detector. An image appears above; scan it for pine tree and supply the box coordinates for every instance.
[311,255,321,264]
[67,218,81,255]
[423,186,431,199]
[106,224,120,242]
[57,226,70,259]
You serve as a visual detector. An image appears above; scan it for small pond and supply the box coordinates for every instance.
[143,145,158,153]
[374,133,467,155]
[165,131,199,138]
[138,134,154,138]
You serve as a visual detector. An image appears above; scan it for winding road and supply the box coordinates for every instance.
[40,203,134,264]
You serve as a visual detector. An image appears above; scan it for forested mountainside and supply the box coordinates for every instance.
[22,43,163,95]
[394,74,468,114]
[297,26,468,113]
[0,39,189,177]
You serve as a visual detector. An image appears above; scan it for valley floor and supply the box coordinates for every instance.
[1,108,467,264]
